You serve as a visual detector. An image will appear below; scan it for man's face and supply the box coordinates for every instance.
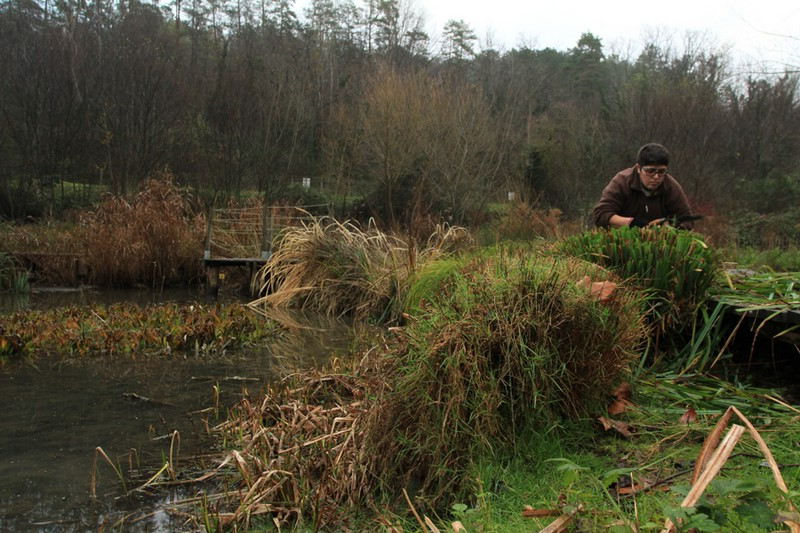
[637,164,668,190]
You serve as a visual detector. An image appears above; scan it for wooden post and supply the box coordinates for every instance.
[204,204,213,260]
[260,202,270,259]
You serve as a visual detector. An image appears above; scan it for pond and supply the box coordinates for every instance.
[0,289,355,531]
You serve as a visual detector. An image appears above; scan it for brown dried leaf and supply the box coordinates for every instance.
[679,406,698,425]
[612,382,633,402]
[598,416,635,438]
[608,399,634,415]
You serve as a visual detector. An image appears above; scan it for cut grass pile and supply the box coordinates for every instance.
[0,303,279,361]
[203,244,648,530]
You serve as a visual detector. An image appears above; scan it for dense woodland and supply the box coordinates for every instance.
[1,0,799,231]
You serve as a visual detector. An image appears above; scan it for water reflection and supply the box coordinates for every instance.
[0,293,357,532]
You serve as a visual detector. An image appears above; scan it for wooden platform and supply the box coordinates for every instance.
[203,254,271,296]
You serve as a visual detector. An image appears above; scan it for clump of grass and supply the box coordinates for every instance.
[0,252,29,293]
[369,247,647,502]
[249,217,472,322]
[208,244,648,529]
[81,174,205,288]
[559,226,721,341]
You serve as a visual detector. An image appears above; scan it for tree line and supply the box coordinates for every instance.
[1,0,799,228]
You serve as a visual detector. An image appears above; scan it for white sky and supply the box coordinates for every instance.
[417,0,799,70]
[297,0,800,72]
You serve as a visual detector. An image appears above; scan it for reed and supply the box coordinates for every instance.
[558,226,721,342]
[81,175,205,288]
[249,216,472,323]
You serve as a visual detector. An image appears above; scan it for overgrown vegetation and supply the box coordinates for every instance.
[559,226,722,345]
[81,176,205,287]
[196,242,648,529]
[0,302,278,362]
[250,217,473,322]
[0,177,206,287]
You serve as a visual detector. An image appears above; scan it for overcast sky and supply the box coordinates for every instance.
[420,0,799,69]
[298,0,800,71]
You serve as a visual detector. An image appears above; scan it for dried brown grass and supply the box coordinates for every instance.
[81,174,205,287]
[249,217,472,322]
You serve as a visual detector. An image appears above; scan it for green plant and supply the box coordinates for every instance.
[0,252,29,293]
[559,226,721,346]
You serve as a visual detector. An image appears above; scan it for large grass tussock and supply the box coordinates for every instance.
[213,244,648,528]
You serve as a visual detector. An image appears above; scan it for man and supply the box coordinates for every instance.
[592,143,693,229]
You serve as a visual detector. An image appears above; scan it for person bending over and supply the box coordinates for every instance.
[592,143,693,229]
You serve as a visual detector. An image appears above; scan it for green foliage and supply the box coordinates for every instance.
[368,246,647,502]
[726,245,800,272]
[432,374,800,533]
[558,226,721,341]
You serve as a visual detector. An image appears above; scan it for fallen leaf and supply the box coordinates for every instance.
[608,399,634,415]
[598,416,635,438]
[452,521,466,532]
[679,406,698,425]
[576,277,618,302]
[612,382,633,402]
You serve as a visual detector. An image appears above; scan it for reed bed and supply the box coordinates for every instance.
[81,177,205,288]
[249,217,472,322]
[207,245,648,529]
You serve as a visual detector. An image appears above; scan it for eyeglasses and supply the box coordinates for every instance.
[641,166,668,176]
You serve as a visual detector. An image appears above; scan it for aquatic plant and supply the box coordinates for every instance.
[249,216,472,322]
[208,245,648,528]
[558,226,721,341]
[81,175,205,288]
[0,302,278,360]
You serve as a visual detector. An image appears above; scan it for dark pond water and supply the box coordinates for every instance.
[0,289,355,532]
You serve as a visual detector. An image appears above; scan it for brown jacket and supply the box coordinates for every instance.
[592,167,693,228]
